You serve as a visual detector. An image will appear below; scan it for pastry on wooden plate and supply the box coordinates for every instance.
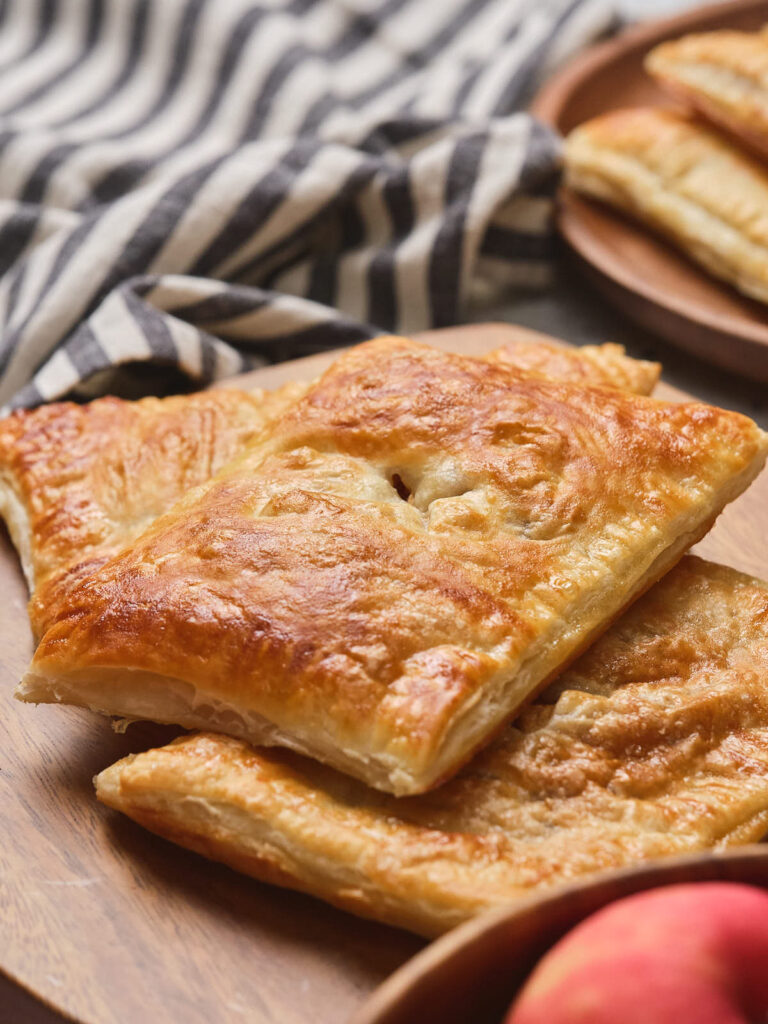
[18,337,767,794]
[96,557,768,936]
[646,29,768,160]
[0,337,657,639]
[564,108,768,305]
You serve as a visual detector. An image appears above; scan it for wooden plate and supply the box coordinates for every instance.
[353,846,768,1024]
[531,0,768,382]
[2,324,767,1023]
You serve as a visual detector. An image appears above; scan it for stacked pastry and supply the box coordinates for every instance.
[565,25,768,305]
[2,331,768,937]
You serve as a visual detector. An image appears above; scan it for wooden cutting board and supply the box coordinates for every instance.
[1,324,766,1024]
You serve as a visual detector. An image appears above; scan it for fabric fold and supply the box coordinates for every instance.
[0,0,616,409]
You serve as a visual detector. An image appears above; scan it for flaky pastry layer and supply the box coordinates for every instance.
[22,337,768,794]
[96,557,768,936]
[0,338,656,642]
[647,29,768,159]
[564,107,768,304]
[0,384,305,636]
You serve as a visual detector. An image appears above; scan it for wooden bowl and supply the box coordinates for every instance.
[531,0,768,382]
[353,846,768,1024]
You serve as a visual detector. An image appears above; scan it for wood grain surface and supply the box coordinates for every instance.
[531,0,768,382]
[1,323,766,1024]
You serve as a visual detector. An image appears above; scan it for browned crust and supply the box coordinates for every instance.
[0,385,304,636]
[27,336,767,793]
[96,557,768,936]
[484,340,659,395]
[0,340,655,642]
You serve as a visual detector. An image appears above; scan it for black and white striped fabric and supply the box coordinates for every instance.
[0,0,615,410]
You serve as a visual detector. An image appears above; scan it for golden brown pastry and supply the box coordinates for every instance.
[484,339,659,394]
[564,108,768,304]
[20,337,768,794]
[96,557,768,936]
[0,338,657,641]
[0,384,305,635]
[647,29,768,160]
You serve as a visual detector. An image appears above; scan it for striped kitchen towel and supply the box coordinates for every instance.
[0,0,615,410]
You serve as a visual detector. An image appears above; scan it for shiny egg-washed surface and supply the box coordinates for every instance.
[97,557,768,936]
[0,337,656,641]
[0,385,306,636]
[19,337,767,794]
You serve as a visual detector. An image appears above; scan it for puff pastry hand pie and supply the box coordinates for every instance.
[0,384,305,636]
[0,338,657,640]
[647,29,768,160]
[564,108,768,305]
[20,337,767,794]
[96,557,768,936]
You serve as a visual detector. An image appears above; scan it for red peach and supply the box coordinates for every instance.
[506,882,768,1024]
